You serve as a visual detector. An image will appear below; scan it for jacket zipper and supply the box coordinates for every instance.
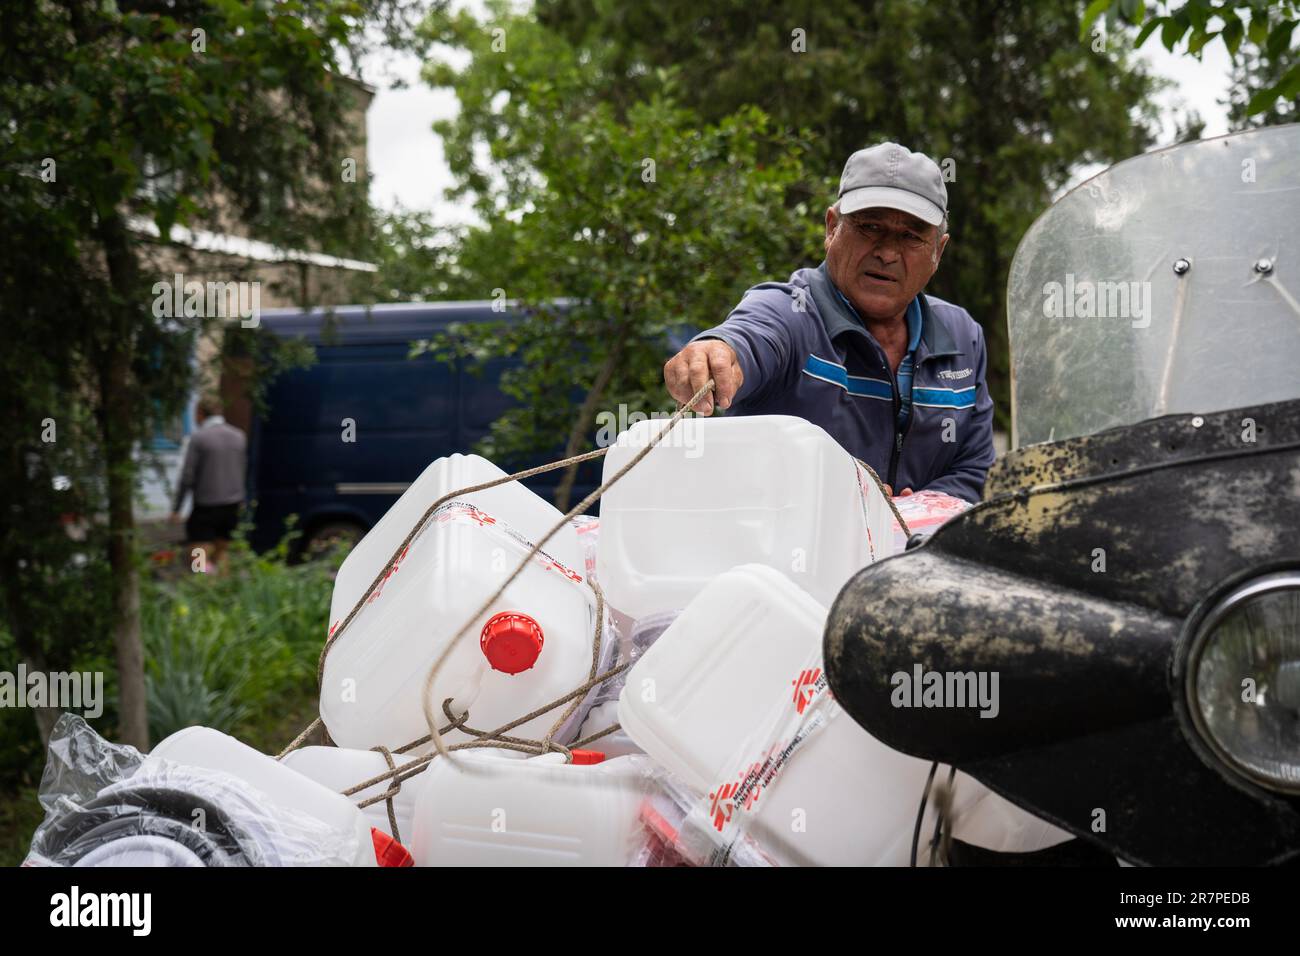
[885,359,907,491]
[889,345,950,491]
[887,430,903,491]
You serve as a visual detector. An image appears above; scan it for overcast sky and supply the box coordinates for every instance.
[363,23,1239,224]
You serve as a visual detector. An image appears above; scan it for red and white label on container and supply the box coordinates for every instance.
[853,460,886,562]
[431,500,585,584]
[694,658,836,865]
[328,500,587,638]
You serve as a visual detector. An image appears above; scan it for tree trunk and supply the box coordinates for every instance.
[28,656,63,748]
[96,212,149,750]
[104,415,147,750]
[553,337,624,512]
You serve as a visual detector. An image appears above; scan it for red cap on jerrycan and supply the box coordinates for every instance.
[371,828,414,867]
[480,611,545,674]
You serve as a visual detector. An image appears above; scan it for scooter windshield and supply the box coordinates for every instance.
[1007,124,1300,448]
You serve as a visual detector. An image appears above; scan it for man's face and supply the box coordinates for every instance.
[824,206,948,323]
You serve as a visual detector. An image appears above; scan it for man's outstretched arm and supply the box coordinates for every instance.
[664,287,799,415]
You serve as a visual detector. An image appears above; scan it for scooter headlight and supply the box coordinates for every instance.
[1185,570,1300,794]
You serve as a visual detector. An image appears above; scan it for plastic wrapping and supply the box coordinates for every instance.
[569,514,602,581]
[587,611,677,713]
[670,641,842,866]
[34,713,147,813]
[889,490,972,552]
[549,606,618,745]
[575,610,678,754]
[26,715,365,867]
[629,768,777,867]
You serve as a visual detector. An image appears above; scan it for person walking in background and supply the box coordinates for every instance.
[170,396,247,572]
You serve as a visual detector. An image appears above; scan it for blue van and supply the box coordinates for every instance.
[245,302,683,557]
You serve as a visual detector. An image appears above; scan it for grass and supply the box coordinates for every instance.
[140,537,341,742]
[0,785,44,868]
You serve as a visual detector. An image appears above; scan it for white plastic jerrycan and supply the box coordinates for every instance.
[146,726,377,866]
[597,415,896,619]
[409,749,654,866]
[320,454,597,752]
[329,454,567,636]
[281,745,427,842]
[617,564,1068,866]
[280,745,533,844]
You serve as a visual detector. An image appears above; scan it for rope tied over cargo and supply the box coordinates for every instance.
[276,380,716,773]
[369,745,401,842]
[416,380,720,763]
[854,458,912,540]
[277,377,910,817]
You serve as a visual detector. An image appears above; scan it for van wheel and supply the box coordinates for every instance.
[300,520,365,562]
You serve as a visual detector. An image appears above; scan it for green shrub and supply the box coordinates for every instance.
[141,530,344,742]
[144,610,250,738]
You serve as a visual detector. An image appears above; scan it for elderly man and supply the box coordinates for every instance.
[664,142,994,502]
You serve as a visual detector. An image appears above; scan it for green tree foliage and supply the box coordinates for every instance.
[1227,1,1300,127]
[1083,1,1299,118]
[415,3,824,507]
[351,207,481,301]
[0,0,421,748]
[1228,43,1300,126]
[427,0,1164,431]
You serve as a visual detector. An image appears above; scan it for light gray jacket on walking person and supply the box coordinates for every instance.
[172,415,247,511]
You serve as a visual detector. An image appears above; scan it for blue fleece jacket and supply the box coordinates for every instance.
[693,262,996,502]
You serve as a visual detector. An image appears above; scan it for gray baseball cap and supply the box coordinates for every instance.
[837,142,947,227]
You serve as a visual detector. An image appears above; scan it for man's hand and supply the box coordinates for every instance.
[881,485,913,497]
[664,339,743,416]
[168,512,182,526]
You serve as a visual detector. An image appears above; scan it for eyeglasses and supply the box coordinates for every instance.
[842,216,936,253]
